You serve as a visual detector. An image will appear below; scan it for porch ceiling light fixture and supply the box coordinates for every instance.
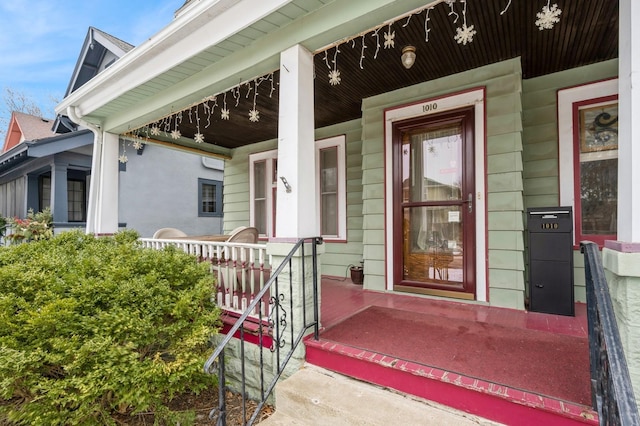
[401,46,416,69]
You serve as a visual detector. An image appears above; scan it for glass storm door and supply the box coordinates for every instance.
[393,107,476,298]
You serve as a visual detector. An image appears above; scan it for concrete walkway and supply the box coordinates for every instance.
[260,364,503,426]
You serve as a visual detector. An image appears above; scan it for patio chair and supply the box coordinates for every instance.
[152,227,187,239]
[225,227,258,244]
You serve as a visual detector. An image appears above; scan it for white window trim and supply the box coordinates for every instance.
[249,149,277,238]
[315,135,347,241]
[383,88,487,302]
[558,78,618,244]
[249,137,347,241]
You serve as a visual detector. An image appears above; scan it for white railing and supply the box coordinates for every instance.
[139,238,272,317]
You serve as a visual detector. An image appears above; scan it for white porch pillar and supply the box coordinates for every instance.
[601,0,640,406]
[275,44,316,239]
[92,131,120,235]
[617,0,640,243]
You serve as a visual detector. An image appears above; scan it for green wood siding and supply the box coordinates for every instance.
[522,59,618,302]
[361,58,526,309]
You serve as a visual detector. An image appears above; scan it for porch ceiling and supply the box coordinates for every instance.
[123,0,618,152]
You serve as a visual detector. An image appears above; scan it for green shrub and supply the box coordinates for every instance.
[0,230,221,425]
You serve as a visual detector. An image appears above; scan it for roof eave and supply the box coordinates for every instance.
[55,0,293,126]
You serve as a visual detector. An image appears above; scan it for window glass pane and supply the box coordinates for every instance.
[402,124,462,203]
[201,183,216,213]
[320,147,338,236]
[254,200,266,234]
[254,161,265,199]
[578,101,618,237]
[253,160,267,234]
[40,176,51,210]
[403,206,463,284]
[580,158,617,235]
[67,180,85,222]
[322,194,337,236]
[320,147,338,192]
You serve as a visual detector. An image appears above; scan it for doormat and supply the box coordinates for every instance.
[320,305,591,405]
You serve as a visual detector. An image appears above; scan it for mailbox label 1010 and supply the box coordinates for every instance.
[541,223,559,229]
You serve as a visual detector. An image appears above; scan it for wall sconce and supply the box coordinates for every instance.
[401,46,416,69]
[279,176,292,193]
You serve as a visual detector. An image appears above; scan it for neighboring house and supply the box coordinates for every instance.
[0,111,93,230]
[54,0,639,410]
[1,27,224,237]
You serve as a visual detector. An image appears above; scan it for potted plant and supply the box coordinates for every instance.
[350,261,364,285]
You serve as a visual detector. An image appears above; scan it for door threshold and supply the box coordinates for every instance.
[394,285,475,300]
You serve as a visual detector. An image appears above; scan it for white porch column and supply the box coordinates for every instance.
[602,0,640,406]
[618,0,640,243]
[275,44,316,239]
[93,131,120,235]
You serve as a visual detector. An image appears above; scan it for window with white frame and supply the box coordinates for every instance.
[316,135,346,240]
[249,135,346,240]
[558,79,618,247]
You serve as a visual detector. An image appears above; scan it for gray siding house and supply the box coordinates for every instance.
[1,27,223,237]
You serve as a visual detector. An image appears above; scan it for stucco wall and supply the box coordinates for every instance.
[603,248,640,406]
[118,143,224,238]
[521,59,618,302]
[361,59,526,309]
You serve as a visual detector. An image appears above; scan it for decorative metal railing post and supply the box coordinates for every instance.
[201,237,322,426]
[581,241,640,425]
[312,237,320,340]
[215,348,226,426]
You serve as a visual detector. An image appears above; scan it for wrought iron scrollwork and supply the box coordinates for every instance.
[267,293,288,352]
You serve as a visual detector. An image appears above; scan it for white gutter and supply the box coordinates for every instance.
[67,106,102,235]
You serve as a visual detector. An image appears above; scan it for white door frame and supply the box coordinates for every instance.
[383,88,487,302]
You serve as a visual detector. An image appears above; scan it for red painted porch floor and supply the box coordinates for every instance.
[306,278,596,424]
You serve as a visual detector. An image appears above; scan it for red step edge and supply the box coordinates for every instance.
[304,337,598,426]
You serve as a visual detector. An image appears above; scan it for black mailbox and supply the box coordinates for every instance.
[527,207,574,316]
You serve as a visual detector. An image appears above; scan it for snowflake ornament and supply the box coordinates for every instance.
[170,129,181,139]
[248,109,260,123]
[132,140,143,150]
[194,133,205,144]
[383,30,395,49]
[221,108,230,120]
[118,154,128,163]
[535,3,561,30]
[150,126,160,136]
[454,24,476,45]
[328,69,341,86]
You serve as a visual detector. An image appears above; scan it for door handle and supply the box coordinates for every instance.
[465,193,473,213]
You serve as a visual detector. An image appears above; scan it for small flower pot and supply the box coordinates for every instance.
[350,266,364,285]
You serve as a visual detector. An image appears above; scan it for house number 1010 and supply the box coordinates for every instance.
[423,103,438,112]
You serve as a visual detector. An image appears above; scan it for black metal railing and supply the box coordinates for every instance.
[204,237,322,426]
[581,242,640,425]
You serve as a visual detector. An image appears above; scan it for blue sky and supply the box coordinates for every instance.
[0,0,180,120]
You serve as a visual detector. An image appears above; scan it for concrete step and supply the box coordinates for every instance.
[260,364,501,426]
